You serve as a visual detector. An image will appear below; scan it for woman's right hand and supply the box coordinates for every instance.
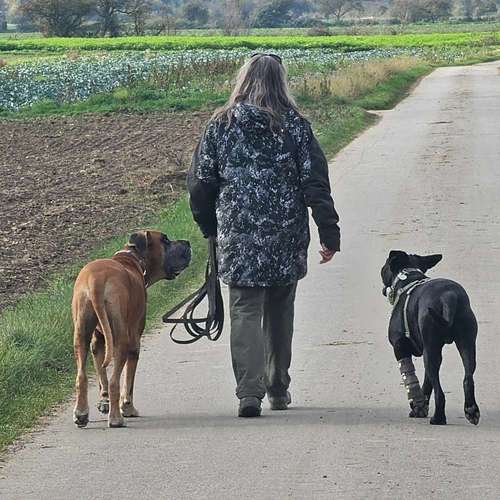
[319,244,336,264]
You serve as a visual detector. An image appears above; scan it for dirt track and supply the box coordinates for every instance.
[2,62,500,499]
[0,111,209,312]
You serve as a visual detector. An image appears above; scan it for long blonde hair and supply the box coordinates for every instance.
[212,54,301,131]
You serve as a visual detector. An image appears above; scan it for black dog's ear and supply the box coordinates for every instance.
[388,250,410,273]
[416,254,442,272]
[389,250,408,260]
[128,231,150,256]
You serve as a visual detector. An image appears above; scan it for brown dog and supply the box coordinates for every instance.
[72,230,191,428]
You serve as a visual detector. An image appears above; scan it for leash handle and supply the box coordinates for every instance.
[162,237,224,344]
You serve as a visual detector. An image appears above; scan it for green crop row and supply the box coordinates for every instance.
[1,32,499,53]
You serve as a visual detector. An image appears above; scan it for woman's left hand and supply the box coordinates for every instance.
[319,244,336,264]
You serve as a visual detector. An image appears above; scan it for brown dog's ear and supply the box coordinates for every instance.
[388,250,409,273]
[128,231,150,256]
[416,254,442,272]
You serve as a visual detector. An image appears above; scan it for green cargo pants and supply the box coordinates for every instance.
[229,282,298,400]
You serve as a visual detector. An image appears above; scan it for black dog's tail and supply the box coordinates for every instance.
[428,292,457,329]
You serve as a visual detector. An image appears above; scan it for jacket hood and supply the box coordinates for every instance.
[232,103,277,130]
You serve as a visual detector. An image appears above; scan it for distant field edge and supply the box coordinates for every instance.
[1,32,499,52]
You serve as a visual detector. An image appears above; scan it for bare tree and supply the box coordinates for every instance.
[318,0,364,22]
[223,0,244,34]
[461,0,473,17]
[120,0,153,35]
[0,0,7,31]
[149,0,178,34]
[95,0,124,36]
[20,0,94,36]
[391,0,452,22]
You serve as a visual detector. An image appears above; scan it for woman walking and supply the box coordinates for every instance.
[187,53,340,417]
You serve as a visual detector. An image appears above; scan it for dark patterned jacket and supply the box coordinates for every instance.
[187,103,340,287]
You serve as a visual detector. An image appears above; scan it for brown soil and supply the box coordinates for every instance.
[0,111,210,313]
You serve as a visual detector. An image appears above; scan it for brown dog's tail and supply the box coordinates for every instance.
[92,294,114,368]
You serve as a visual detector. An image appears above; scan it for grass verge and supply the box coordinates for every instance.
[0,88,230,119]
[0,61,430,451]
[353,64,432,109]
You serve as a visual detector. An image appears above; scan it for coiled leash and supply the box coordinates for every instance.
[162,237,224,344]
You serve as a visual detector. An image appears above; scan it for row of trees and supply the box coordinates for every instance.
[390,0,499,22]
[4,0,500,36]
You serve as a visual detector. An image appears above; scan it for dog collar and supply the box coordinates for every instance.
[386,268,427,307]
[114,250,148,286]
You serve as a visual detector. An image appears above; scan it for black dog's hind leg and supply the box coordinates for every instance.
[422,371,433,404]
[423,344,446,425]
[456,333,480,425]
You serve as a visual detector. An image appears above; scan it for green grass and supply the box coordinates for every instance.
[0,197,206,450]
[300,95,376,154]
[1,32,499,52]
[352,64,432,109]
[0,61,433,450]
[0,87,230,119]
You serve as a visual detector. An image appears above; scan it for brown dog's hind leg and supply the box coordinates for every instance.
[73,323,91,428]
[91,331,110,415]
[108,341,128,428]
[120,340,140,418]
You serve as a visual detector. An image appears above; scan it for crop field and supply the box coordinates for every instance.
[1,48,430,112]
[1,45,498,113]
[1,32,499,52]
[0,111,209,313]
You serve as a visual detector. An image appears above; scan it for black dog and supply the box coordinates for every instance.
[381,250,479,425]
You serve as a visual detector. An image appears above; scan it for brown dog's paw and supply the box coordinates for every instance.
[120,402,139,418]
[96,400,110,414]
[108,416,127,428]
[430,414,447,425]
[73,410,89,428]
[465,405,480,425]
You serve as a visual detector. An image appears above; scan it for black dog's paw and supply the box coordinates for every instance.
[465,405,480,425]
[96,400,110,414]
[430,414,447,425]
[409,405,429,418]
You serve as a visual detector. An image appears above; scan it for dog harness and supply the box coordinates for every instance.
[387,268,431,341]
